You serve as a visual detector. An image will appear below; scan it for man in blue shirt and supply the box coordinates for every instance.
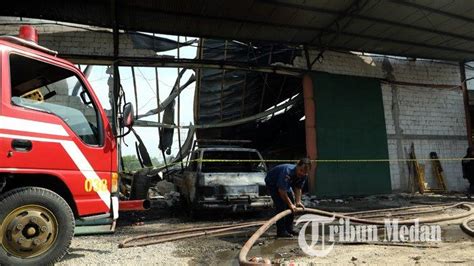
[265,158,310,237]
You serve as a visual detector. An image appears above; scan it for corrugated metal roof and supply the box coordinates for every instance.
[3,0,474,61]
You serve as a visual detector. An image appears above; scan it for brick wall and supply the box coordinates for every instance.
[295,50,470,192]
[0,17,157,58]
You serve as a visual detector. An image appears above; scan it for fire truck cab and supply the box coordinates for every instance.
[0,26,132,265]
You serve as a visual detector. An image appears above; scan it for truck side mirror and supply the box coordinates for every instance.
[122,102,134,128]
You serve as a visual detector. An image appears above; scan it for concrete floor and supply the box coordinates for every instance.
[59,193,474,265]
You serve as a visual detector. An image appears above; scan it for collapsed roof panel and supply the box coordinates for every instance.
[195,39,304,157]
[196,39,300,126]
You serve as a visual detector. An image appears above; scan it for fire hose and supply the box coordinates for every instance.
[238,202,474,266]
[460,216,474,237]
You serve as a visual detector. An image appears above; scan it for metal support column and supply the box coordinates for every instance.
[460,62,472,146]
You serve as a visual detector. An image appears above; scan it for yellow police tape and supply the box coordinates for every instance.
[158,157,474,168]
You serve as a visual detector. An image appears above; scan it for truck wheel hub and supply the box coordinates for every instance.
[1,205,58,258]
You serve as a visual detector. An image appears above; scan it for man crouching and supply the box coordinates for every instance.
[265,158,310,237]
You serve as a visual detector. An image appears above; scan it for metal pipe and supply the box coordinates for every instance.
[131,66,138,119]
[380,79,459,89]
[155,62,166,171]
[111,0,119,136]
[119,199,151,212]
[155,68,161,122]
[134,95,301,129]
[176,36,184,171]
[63,55,303,76]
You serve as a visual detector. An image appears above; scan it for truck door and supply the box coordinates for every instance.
[2,52,113,215]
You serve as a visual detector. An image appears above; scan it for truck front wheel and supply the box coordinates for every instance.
[0,187,75,265]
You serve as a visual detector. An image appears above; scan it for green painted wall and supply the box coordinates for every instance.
[312,72,391,197]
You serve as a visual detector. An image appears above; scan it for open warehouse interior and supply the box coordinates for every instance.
[1,15,470,196]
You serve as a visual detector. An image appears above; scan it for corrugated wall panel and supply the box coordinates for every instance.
[312,72,391,197]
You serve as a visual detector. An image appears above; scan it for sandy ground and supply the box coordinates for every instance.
[58,194,474,265]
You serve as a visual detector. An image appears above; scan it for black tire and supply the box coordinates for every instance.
[130,170,151,200]
[0,187,75,266]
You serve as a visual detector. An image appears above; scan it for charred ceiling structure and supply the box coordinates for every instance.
[196,40,305,160]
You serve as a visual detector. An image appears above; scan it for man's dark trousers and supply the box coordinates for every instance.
[268,187,294,234]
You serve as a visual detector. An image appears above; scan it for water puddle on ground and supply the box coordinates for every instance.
[442,224,474,242]
[214,235,298,265]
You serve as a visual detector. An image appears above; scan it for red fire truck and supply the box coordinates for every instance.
[0,26,135,264]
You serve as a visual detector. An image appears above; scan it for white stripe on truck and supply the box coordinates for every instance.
[0,115,68,136]
[0,127,111,209]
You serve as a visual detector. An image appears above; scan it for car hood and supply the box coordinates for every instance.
[201,172,266,186]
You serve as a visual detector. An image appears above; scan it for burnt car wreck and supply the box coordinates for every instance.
[173,140,272,212]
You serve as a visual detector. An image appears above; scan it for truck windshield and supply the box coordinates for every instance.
[201,150,266,173]
[9,54,102,146]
